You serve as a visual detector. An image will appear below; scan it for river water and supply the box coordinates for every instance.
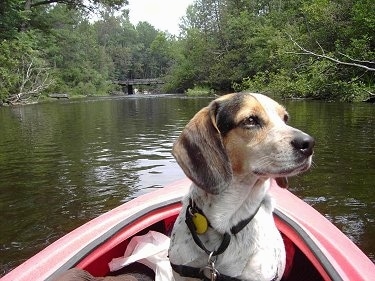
[0,95,374,275]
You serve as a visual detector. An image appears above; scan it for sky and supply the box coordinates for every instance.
[127,0,194,35]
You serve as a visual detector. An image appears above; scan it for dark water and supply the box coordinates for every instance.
[0,95,374,275]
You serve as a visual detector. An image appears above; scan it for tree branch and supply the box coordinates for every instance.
[30,0,77,8]
[30,0,93,13]
[286,34,375,72]
[338,52,375,66]
[8,55,54,104]
[363,89,374,96]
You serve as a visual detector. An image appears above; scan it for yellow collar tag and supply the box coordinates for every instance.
[192,212,208,234]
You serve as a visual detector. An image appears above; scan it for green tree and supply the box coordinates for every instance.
[170,0,374,101]
[150,33,174,78]
[0,0,26,39]
[47,5,114,96]
[0,31,52,103]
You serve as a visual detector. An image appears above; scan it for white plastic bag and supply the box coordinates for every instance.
[108,231,174,281]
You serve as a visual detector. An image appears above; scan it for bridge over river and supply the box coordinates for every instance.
[115,78,164,95]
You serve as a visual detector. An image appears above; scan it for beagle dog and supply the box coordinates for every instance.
[168,93,314,281]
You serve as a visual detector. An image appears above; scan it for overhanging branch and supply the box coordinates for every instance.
[30,0,89,10]
[31,0,74,7]
[286,34,375,72]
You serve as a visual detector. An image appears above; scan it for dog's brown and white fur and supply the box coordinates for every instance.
[168,93,315,281]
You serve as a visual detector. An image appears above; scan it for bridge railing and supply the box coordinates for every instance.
[115,78,164,85]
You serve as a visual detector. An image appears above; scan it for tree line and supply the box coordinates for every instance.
[0,0,174,104]
[172,0,374,101]
[1,0,374,104]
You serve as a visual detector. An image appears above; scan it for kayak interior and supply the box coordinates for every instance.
[73,202,325,281]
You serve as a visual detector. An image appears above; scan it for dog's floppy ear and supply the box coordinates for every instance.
[172,103,232,194]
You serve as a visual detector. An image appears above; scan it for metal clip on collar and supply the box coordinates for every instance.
[201,252,219,281]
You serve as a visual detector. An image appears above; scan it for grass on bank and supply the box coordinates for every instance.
[186,86,214,97]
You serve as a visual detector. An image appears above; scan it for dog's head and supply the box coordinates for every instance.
[173,93,314,194]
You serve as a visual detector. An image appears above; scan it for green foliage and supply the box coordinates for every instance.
[0,0,177,103]
[0,0,26,39]
[1,0,374,104]
[186,86,214,97]
[0,40,19,101]
[167,0,374,102]
[0,31,52,103]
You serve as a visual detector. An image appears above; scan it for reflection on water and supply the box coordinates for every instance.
[0,96,374,274]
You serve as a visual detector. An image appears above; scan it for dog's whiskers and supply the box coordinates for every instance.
[254,156,273,170]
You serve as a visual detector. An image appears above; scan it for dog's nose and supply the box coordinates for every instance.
[291,132,315,156]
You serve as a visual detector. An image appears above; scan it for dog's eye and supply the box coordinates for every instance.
[283,114,289,123]
[242,116,260,128]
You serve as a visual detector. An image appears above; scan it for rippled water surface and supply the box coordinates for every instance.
[0,95,374,275]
